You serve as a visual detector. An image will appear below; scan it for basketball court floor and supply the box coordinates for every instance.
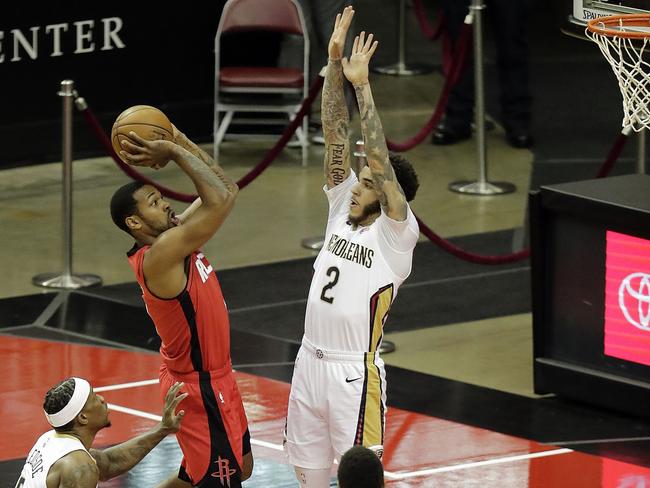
[2,2,650,486]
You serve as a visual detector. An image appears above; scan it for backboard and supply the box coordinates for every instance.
[567,0,650,37]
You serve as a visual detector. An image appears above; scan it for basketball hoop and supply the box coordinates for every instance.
[587,14,650,131]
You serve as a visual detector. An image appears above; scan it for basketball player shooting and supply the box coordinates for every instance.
[109,126,253,488]
[284,7,420,487]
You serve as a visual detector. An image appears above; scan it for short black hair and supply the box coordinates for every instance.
[337,446,384,488]
[389,153,419,202]
[110,181,145,234]
[43,378,77,432]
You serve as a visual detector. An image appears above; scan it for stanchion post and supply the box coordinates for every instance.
[372,0,434,76]
[448,0,516,196]
[638,128,646,174]
[32,80,102,289]
[352,139,366,175]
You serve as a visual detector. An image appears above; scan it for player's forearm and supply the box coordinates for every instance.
[178,197,202,224]
[323,59,351,185]
[94,425,169,480]
[354,82,407,216]
[353,82,389,175]
[172,146,236,207]
[175,132,238,193]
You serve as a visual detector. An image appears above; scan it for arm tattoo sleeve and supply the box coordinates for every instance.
[91,428,167,480]
[354,83,407,213]
[322,59,350,187]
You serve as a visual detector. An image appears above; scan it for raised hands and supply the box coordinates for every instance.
[328,6,354,61]
[342,31,378,86]
[119,131,177,170]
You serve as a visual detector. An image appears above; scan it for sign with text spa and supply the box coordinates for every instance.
[0,3,239,167]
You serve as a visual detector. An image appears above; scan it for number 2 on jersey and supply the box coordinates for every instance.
[320,266,340,304]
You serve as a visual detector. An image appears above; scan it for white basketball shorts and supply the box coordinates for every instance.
[284,337,387,469]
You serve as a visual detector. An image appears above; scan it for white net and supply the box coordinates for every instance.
[587,22,650,131]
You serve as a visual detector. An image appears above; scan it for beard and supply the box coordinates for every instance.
[139,213,173,237]
[348,200,381,226]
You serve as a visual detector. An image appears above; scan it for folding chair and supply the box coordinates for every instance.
[213,0,310,167]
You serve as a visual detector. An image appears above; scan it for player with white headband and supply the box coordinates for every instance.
[16,377,187,488]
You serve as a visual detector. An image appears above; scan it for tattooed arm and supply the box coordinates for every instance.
[323,6,355,189]
[173,125,238,193]
[89,383,187,481]
[343,32,408,221]
[50,451,99,487]
[171,124,238,223]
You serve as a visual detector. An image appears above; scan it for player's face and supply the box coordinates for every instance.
[133,185,179,236]
[349,166,381,226]
[82,390,111,429]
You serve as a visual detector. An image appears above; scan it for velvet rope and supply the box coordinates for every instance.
[417,128,628,264]
[80,76,325,202]
[385,22,471,152]
[78,59,625,266]
[412,0,445,41]
[80,106,196,202]
[416,215,530,264]
[596,130,629,178]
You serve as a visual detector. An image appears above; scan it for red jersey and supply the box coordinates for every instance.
[127,244,232,374]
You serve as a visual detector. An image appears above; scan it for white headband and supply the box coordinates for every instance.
[44,378,91,428]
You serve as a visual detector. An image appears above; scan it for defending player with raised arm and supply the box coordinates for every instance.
[17,378,187,488]
[322,6,354,189]
[343,31,408,223]
[284,14,420,488]
[109,127,252,488]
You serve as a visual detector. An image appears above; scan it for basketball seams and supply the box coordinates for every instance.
[110,105,173,162]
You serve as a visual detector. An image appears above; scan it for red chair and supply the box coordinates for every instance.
[213,0,310,166]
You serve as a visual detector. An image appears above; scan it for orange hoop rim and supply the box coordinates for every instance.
[587,14,650,39]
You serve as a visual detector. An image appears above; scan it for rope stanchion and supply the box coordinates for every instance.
[385,23,472,152]
[79,76,324,202]
[416,215,530,264]
[413,124,629,264]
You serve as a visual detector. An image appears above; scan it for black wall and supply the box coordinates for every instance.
[0,1,286,168]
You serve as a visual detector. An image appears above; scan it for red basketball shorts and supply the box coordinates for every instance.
[160,363,250,487]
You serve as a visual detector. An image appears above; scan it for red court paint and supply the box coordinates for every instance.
[3,335,650,487]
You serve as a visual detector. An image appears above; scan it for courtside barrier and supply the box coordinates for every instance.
[79,76,324,203]
[77,47,625,265]
[412,0,445,41]
[385,22,472,152]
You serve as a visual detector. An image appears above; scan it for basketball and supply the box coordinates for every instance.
[111,105,174,164]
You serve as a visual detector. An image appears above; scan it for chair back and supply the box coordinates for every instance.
[220,0,304,36]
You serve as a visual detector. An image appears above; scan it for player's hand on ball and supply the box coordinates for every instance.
[171,124,184,144]
[119,132,175,169]
[160,382,188,434]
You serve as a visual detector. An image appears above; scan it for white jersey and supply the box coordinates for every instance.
[16,430,96,488]
[304,172,419,352]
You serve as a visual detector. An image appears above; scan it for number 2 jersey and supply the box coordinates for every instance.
[304,172,419,353]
